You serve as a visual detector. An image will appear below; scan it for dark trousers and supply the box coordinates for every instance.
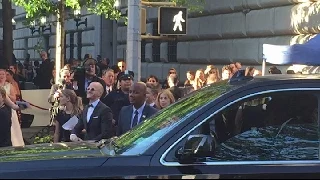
[0,131,12,147]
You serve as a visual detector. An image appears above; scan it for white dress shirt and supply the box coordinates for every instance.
[149,102,155,108]
[131,102,146,128]
[87,99,100,122]
[106,86,112,94]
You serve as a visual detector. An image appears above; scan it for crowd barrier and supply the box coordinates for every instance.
[21,89,51,127]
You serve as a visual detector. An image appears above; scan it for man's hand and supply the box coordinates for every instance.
[70,134,83,142]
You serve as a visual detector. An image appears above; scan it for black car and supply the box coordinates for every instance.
[2,74,320,179]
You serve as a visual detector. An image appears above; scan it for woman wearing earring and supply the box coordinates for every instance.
[53,89,83,143]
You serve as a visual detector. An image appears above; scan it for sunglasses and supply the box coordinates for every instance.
[87,87,95,91]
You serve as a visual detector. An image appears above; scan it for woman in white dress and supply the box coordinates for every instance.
[0,69,24,147]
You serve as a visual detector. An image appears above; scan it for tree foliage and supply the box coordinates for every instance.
[11,0,204,23]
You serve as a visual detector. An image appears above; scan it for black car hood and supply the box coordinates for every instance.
[212,123,319,161]
[0,141,106,162]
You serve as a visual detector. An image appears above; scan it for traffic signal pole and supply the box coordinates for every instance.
[126,0,141,82]
[126,0,177,81]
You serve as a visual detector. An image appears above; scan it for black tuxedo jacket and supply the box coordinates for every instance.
[117,104,158,136]
[72,101,113,141]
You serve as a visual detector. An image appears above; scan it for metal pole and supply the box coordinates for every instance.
[126,0,141,81]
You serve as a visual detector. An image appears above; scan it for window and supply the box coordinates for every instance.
[152,21,160,62]
[166,91,319,163]
[168,40,177,62]
[141,40,146,62]
[113,81,231,156]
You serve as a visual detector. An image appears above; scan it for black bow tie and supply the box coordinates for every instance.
[89,104,94,108]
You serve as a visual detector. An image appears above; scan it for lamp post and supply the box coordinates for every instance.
[39,16,52,33]
[29,16,52,36]
[73,9,87,60]
[30,20,40,36]
[73,9,87,29]
[12,18,16,30]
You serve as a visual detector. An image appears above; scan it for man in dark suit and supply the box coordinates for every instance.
[73,58,106,105]
[38,51,54,89]
[70,82,113,141]
[117,82,158,136]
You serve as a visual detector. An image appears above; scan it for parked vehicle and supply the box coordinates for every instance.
[1,74,320,179]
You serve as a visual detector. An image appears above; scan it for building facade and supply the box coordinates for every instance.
[117,0,320,81]
[12,0,320,81]
[12,5,115,63]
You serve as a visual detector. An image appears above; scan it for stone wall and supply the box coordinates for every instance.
[12,6,113,61]
[116,0,320,81]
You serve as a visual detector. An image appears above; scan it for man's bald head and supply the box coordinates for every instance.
[129,82,147,108]
[91,82,104,96]
[87,82,104,101]
[132,82,147,94]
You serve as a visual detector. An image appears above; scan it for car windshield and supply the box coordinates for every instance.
[114,81,232,155]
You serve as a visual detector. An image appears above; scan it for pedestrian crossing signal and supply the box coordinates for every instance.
[158,7,187,35]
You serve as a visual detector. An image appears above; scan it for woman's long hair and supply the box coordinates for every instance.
[156,89,175,109]
[61,89,83,116]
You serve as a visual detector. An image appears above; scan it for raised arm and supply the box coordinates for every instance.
[4,95,20,110]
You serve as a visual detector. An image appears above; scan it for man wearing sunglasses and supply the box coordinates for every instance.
[71,82,113,142]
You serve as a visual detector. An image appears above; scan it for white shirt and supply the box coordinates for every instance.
[131,102,146,128]
[149,102,155,108]
[106,86,112,94]
[87,99,100,122]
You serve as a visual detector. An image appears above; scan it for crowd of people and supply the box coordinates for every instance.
[0,49,289,147]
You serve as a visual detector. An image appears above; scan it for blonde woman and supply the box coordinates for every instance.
[206,67,220,85]
[193,69,206,90]
[54,89,83,143]
[221,65,231,80]
[156,90,175,110]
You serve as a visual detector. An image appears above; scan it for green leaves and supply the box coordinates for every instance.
[34,135,53,144]
[11,0,204,23]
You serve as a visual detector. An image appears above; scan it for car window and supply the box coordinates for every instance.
[114,81,232,156]
[166,91,319,163]
[315,67,320,74]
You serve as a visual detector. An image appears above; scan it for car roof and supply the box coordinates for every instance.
[245,74,320,83]
[227,74,320,90]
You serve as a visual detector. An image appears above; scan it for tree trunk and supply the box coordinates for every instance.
[2,0,13,67]
[54,0,65,84]
[60,0,65,68]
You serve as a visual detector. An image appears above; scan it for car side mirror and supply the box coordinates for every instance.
[176,135,215,164]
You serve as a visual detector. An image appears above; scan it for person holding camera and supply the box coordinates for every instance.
[48,68,74,125]
[73,58,106,105]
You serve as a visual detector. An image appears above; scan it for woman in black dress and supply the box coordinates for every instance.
[53,89,82,143]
